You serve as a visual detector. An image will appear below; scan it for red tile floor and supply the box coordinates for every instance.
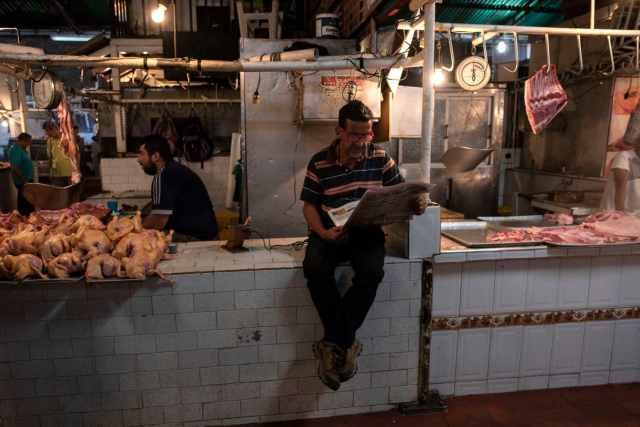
[243,384,640,426]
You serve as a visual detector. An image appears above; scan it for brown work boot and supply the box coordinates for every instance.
[312,340,341,391]
[337,339,362,382]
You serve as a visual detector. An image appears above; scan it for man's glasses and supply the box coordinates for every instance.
[346,131,374,142]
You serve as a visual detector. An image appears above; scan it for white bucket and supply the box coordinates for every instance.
[315,13,340,38]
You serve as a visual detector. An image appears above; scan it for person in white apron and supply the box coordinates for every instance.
[601,145,640,213]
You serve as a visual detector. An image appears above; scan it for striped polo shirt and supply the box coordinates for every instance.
[301,140,404,229]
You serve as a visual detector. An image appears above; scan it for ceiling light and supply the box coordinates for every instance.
[433,68,446,86]
[496,41,508,54]
[119,51,127,55]
[151,4,168,23]
[1,120,9,128]
[50,34,94,42]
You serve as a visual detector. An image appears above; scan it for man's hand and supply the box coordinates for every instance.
[320,226,344,241]
[412,194,428,215]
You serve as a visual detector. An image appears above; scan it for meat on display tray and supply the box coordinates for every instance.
[85,277,146,285]
[544,240,640,248]
[23,276,84,285]
[441,228,545,248]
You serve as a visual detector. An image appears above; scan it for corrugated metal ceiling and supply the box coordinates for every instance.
[436,0,564,26]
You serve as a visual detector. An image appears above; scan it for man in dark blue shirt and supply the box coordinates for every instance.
[138,135,218,241]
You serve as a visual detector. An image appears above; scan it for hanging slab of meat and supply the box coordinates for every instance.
[56,94,81,184]
[524,65,568,134]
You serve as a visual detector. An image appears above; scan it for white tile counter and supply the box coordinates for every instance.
[429,244,640,398]
[0,238,421,427]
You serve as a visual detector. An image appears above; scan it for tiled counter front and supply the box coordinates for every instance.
[430,246,640,397]
[0,261,422,427]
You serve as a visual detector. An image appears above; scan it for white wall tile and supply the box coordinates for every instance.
[432,264,461,317]
[557,257,590,310]
[456,328,490,382]
[611,320,640,371]
[517,376,548,391]
[549,374,579,389]
[609,369,640,384]
[581,321,614,373]
[579,371,609,386]
[487,378,518,394]
[429,331,458,384]
[460,262,495,315]
[493,260,527,313]
[588,257,622,308]
[489,327,523,379]
[550,323,585,375]
[520,326,553,377]
[525,259,560,311]
[454,381,487,396]
[619,256,640,305]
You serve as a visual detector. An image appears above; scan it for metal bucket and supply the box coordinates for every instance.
[315,13,340,38]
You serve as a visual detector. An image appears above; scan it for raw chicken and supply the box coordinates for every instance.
[72,228,112,259]
[1,225,49,255]
[1,254,46,281]
[47,252,85,279]
[115,230,173,279]
[40,234,73,261]
[71,215,106,232]
[106,212,142,241]
[86,254,123,280]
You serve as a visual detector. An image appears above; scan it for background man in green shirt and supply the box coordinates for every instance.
[44,121,73,187]
[8,132,34,215]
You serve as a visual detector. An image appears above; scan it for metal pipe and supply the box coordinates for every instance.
[421,3,435,186]
[119,98,240,103]
[0,53,406,72]
[172,0,177,58]
[577,35,584,72]
[590,0,596,29]
[399,21,640,37]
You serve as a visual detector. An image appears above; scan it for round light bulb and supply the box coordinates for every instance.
[1,120,8,128]
[496,41,508,54]
[151,4,167,23]
[433,68,446,86]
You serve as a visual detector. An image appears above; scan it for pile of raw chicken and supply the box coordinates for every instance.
[0,203,172,281]
[489,211,640,245]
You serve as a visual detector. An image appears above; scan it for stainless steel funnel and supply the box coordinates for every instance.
[440,145,495,174]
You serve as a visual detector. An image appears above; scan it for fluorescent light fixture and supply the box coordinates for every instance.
[496,40,508,54]
[433,68,446,86]
[50,34,94,42]
[151,4,168,23]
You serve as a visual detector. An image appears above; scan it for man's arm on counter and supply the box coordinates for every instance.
[143,213,169,230]
[613,168,629,211]
[303,202,342,241]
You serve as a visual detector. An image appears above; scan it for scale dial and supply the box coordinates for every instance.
[31,72,63,109]
[455,56,491,91]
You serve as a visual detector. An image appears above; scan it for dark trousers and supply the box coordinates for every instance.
[16,186,34,216]
[303,227,386,349]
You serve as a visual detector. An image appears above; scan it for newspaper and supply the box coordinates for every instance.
[326,182,435,228]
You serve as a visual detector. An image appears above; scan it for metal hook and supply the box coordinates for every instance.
[441,28,455,72]
[503,32,519,73]
[480,29,488,66]
[576,35,584,73]
[544,33,551,72]
[636,36,640,71]
[603,35,615,75]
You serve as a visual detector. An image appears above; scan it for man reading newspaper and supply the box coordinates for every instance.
[300,100,427,390]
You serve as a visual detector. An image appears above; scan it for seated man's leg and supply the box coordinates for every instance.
[303,233,343,390]
[337,227,385,380]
